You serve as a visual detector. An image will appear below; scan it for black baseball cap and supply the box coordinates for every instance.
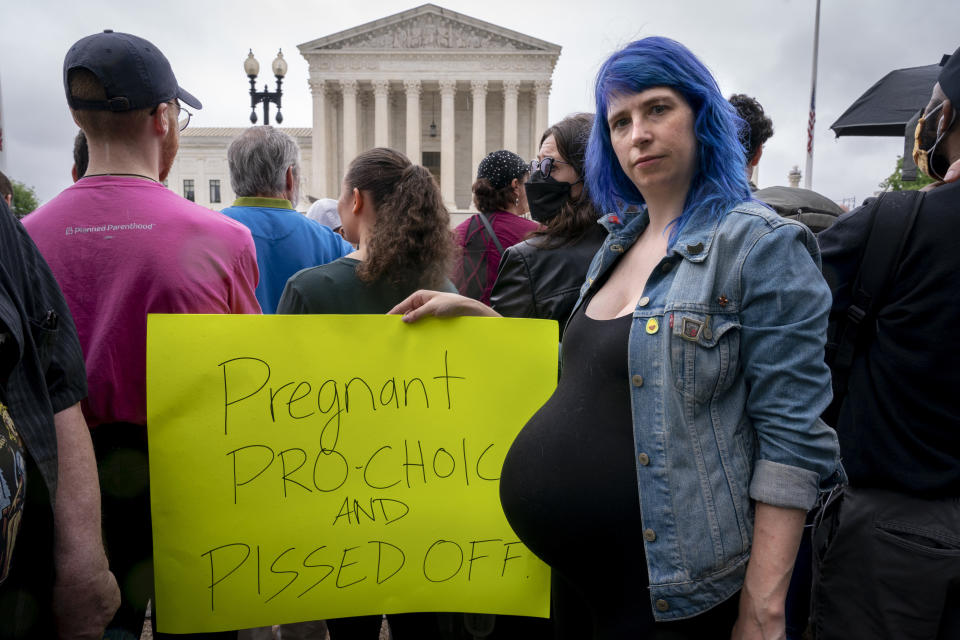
[64,29,201,112]
[940,46,960,106]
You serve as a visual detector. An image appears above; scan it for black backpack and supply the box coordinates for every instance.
[755,185,844,233]
[453,213,504,302]
[822,190,925,426]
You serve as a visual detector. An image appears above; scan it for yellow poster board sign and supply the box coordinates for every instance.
[146,314,557,633]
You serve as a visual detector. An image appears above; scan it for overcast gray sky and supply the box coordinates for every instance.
[1,0,957,207]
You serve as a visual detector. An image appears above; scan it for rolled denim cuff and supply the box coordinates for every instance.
[749,459,820,511]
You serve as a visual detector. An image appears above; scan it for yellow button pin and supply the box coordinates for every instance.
[646,317,659,334]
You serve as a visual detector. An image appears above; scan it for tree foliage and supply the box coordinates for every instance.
[879,155,935,192]
[11,180,39,219]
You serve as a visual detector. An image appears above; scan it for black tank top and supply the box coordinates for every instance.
[500,293,649,629]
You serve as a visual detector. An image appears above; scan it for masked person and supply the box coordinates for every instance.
[811,46,960,640]
[490,114,607,339]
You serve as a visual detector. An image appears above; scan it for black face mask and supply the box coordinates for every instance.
[524,173,576,223]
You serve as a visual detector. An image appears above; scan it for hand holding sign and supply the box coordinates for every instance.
[147,314,557,633]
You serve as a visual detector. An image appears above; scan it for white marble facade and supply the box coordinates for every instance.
[170,4,560,212]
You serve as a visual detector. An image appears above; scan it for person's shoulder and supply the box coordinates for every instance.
[504,238,538,257]
[454,215,475,233]
[724,199,790,227]
[719,199,820,243]
[501,213,538,231]
[288,257,357,287]
[916,179,960,208]
[22,184,82,228]
[295,212,341,240]
[170,197,252,235]
[709,199,823,261]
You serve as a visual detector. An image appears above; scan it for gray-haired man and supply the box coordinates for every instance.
[221,126,352,313]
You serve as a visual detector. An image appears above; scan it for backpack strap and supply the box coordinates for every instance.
[829,190,924,411]
[476,212,505,255]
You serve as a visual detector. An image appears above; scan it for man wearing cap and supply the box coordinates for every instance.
[220,126,352,313]
[811,47,960,639]
[23,30,260,638]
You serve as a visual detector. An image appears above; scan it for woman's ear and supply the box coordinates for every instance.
[352,187,364,216]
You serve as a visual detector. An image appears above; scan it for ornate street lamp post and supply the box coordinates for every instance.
[244,49,287,125]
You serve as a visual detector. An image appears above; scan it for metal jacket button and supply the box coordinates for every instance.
[661,262,673,274]
[631,375,644,387]
[638,453,650,466]
[656,599,670,612]
[643,528,657,542]
[610,244,623,253]
[687,242,704,254]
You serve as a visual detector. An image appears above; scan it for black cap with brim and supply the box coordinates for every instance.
[939,45,960,106]
[64,29,201,112]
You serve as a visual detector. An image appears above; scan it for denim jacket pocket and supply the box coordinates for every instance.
[670,311,741,404]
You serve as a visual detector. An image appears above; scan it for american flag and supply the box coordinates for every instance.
[807,89,816,155]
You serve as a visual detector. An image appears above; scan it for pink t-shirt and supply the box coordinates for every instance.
[24,177,261,427]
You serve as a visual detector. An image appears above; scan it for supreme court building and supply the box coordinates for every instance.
[167,4,561,212]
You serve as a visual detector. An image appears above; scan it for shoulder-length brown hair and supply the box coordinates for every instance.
[346,148,454,289]
[528,113,602,247]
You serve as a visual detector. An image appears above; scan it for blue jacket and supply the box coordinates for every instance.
[221,198,353,313]
[572,200,843,620]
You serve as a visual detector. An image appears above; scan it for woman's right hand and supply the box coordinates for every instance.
[388,290,501,323]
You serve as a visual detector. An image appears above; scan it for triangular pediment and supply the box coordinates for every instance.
[298,4,560,53]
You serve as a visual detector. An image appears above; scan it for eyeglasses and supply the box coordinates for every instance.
[529,157,570,179]
[150,101,191,131]
[176,105,192,132]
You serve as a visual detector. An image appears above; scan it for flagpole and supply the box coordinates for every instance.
[805,0,821,190]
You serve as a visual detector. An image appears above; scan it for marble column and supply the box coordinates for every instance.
[439,79,457,208]
[471,79,488,178]
[534,79,551,154]
[326,84,340,190]
[373,79,390,148]
[308,78,327,198]
[404,79,422,164]
[340,79,358,168]
[502,79,520,153]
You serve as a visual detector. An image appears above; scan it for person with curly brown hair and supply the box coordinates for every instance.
[276,146,457,639]
[453,150,539,305]
[727,93,773,190]
[277,146,456,313]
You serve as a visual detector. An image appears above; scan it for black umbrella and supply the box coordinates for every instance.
[830,57,947,137]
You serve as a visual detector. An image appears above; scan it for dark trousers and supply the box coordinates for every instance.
[93,422,236,639]
[811,486,960,640]
[327,611,553,639]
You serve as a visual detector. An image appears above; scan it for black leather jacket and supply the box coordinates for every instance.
[490,223,607,339]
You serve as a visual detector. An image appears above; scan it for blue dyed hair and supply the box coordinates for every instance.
[585,37,751,244]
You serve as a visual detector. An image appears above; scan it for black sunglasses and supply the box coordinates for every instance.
[529,157,571,179]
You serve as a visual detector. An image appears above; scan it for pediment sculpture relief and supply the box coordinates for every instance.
[320,15,537,51]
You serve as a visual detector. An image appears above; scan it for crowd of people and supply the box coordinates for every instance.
[0,25,958,640]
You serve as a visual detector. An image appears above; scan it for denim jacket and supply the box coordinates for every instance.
[571,200,842,620]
